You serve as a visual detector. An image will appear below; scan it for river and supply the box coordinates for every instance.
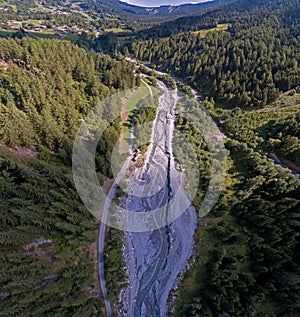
[120,80,197,316]
[98,72,198,317]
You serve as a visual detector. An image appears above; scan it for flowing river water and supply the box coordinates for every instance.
[119,80,198,316]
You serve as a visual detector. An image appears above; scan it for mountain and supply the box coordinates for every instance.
[128,0,300,107]
[44,0,234,18]
[0,0,234,24]
[115,0,234,16]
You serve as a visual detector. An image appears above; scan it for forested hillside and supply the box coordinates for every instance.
[129,0,300,108]
[0,0,234,36]
[175,144,300,316]
[0,1,299,316]
[0,37,137,316]
[0,37,136,158]
[172,95,300,316]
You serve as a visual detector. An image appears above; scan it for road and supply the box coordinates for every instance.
[98,163,129,317]
[126,56,201,101]
[98,78,153,317]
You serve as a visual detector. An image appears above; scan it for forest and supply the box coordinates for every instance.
[0,0,299,316]
[0,37,138,316]
[172,95,300,316]
[128,0,300,108]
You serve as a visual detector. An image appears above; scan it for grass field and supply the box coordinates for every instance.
[119,83,151,154]
[105,28,126,33]
[193,23,230,38]
[119,82,161,155]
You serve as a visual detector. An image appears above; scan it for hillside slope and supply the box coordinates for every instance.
[0,37,137,316]
[128,0,300,107]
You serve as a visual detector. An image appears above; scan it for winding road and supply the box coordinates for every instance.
[97,78,154,317]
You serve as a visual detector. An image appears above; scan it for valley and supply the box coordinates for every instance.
[0,0,299,316]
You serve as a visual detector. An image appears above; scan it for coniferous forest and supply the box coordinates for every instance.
[0,37,137,316]
[129,0,300,108]
[0,0,299,316]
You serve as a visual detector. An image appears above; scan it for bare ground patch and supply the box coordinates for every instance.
[9,145,39,159]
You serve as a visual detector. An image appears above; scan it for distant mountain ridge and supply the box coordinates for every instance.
[75,0,233,17]
[0,0,234,20]
[116,0,233,16]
